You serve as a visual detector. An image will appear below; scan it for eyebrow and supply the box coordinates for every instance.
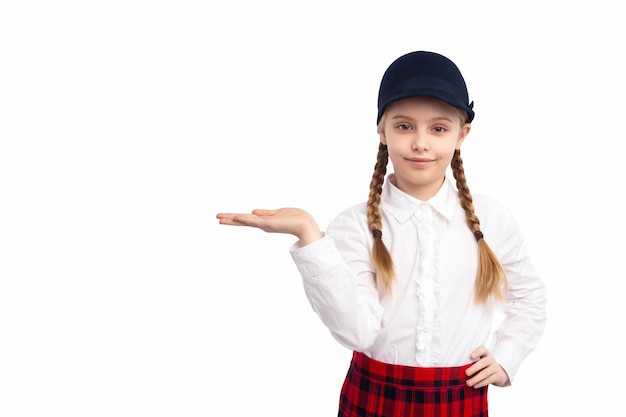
[390,114,454,123]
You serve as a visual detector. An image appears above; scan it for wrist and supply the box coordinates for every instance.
[296,220,322,247]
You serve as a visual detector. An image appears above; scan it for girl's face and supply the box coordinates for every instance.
[379,96,470,201]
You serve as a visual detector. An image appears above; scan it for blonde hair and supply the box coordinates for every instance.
[367,112,507,303]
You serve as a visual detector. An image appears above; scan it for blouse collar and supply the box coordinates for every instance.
[382,174,458,223]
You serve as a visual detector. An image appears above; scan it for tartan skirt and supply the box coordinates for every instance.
[338,351,488,417]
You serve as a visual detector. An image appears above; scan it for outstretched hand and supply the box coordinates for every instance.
[216,208,323,247]
[465,346,510,388]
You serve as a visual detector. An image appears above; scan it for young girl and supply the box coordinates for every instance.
[217,51,546,417]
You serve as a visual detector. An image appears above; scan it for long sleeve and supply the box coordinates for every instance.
[482,202,548,383]
[289,207,384,351]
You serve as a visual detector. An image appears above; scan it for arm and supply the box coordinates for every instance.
[489,250,547,383]
[217,207,384,350]
[290,208,384,350]
[467,208,547,387]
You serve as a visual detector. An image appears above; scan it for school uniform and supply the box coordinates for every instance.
[290,175,547,416]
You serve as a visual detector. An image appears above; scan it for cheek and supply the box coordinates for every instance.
[384,145,402,165]
[385,141,404,159]
[438,144,457,162]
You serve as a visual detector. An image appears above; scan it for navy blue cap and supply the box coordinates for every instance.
[377,51,474,124]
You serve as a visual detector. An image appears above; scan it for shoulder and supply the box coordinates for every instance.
[329,202,368,228]
[470,192,520,236]
[471,192,516,221]
[470,192,527,258]
[325,202,373,243]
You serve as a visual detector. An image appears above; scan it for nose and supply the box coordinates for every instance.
[411,131,429,151]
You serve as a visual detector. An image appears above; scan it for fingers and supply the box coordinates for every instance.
[464,346,488,379]
[250,209,274,216]
[466,363,508,388]
[465,346,509,388]
[216,209,302,235]
[465,351,491,384]
[466,362,495,388]
[216,212,265,227]
[216,208,322,243]
[469,346,488,361]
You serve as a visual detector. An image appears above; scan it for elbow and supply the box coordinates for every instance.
[330,318,381,351]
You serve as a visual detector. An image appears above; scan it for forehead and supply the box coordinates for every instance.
[386,96,460,117]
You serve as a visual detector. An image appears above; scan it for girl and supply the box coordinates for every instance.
[217,51,546,417]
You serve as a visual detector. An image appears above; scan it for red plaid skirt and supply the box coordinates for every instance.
[338,351,488,417]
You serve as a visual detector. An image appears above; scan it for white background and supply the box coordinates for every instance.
[1,1,624,416]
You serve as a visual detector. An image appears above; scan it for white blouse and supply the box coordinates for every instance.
[289,175,546,382]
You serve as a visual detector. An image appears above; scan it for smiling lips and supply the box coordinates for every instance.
[406,157,435,168]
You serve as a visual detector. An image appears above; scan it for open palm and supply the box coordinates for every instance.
[216,208,322,246]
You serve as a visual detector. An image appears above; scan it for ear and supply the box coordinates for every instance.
[379,127,387,145]
[455,123,471,150]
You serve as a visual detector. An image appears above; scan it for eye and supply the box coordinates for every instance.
[432,126,446,133]
[397,123,412,131]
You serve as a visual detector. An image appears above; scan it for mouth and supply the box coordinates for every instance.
[406,157,435,168]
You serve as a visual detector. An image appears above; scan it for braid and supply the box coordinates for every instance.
[451,150,507,303]
[451,150,481,233]
[367,143,395,292]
